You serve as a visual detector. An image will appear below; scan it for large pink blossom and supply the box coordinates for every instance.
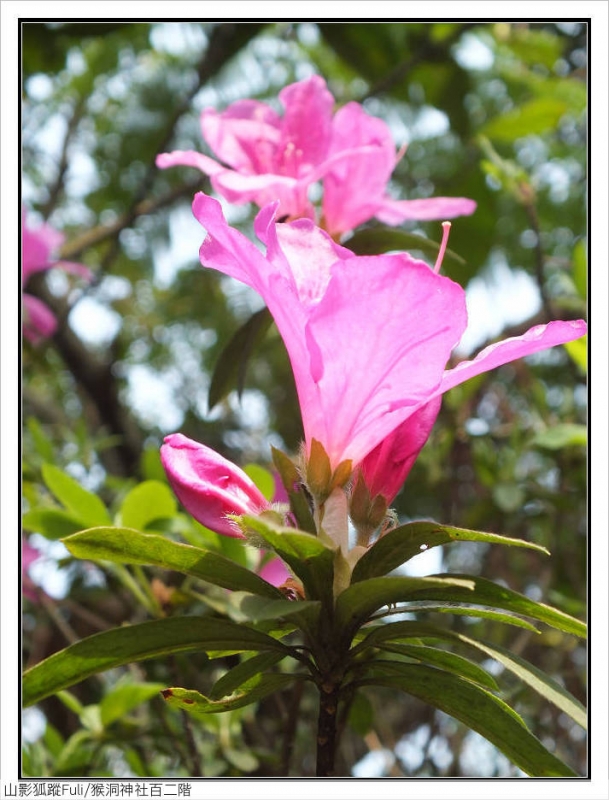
[22,208,91,343]
[192,193,587,478]
[157,75,476,236]
[160,433,270,538]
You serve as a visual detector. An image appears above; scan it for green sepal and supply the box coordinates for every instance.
[271,446,316,534]
[305,438,333,502]
[62,526,283,598]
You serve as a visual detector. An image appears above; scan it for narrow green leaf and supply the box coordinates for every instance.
[345,227,465,267]
[119,481,177,530]
[162,673,299,715]
[306,438,333,500]
[452,635,587,730]
[23,508,86,540]
[242,515,335,608]
[210,652,286,700]
[409,574,587,639]
[357,668,577,776]
[100,681,167,727]
[62,527,283,599]
[271,446,316,533]
[208,307,273,409]
[335,575,475,643]
[373,644,499,691]
[352,521,549,583]
[359,619,586,727]
[42,464,111,527]
[376,603,540,632]
[23,616,291,706]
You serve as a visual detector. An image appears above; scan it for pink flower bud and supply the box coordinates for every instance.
[160,433,270,538]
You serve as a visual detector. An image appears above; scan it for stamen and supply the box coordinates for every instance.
[433,221,452,274]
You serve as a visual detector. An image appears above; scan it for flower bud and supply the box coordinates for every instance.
[160,433,270,538]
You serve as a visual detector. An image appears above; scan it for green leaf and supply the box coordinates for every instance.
[344,226,465,267]
[62,526,283,599]
[210,652,286,700]
[376,603,540,632]
[564,336,588,374]
[119,481,177,530]
[357,667,577,776]
[42,464,111,527]
[243,464,275,501]
[228,592,321,633]
[361,620,584,728]
[242,515,335,608]
[531,424,587,450]
[452,635,587,730]
[374,644,499,691]
[392,574,587,638]
[335,575,475,643]
[480,98,568,142]
[208,307,273,409]
[23,616,291,706]
[161,673,299,715]
[352,521,549,582]
[99,681,167,727]
[22,508,87,540]
[26,418,55,462]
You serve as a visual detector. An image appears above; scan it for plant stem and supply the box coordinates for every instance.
[316,680,340,777]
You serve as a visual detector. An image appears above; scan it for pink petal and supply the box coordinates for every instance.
[22,210,65,280]
[156,150,226,176]
[201,100,282,173]
[211,170,315,219]
[23,294,57,342]
[375,196,478,225]
[438,320,588,396]
[359,397,442,503]
[301,254,467,466]
[322,103,397,235]
[160,433,270,538]
[277,75,335,173]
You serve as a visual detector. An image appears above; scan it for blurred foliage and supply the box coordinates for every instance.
[21,21,587,778]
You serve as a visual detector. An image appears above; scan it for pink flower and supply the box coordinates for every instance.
[22,207,91,343]
[192,193,587,481]
[358,398,443,505]
[160,433,270,538]
[22,537,41,602]
[157,76,475,236]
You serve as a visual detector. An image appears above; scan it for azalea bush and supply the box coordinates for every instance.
[21,22,588,779]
